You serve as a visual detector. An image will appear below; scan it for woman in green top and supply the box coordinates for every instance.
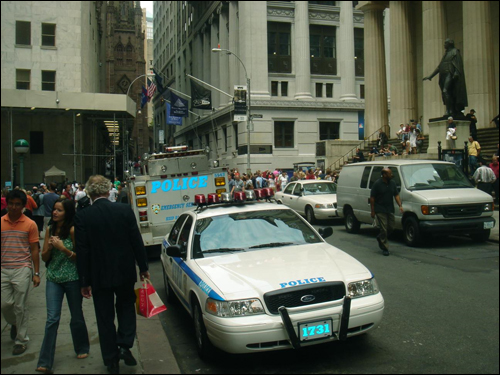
[36,199,89,374]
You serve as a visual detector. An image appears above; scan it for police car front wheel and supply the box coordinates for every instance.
[193,300,216,359]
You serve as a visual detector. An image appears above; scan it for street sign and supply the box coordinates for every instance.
[234,85,247,122]
[251,114,263,119]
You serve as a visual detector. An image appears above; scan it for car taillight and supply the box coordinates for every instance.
[215,177,226,186]
[139,210,148,222]
[135,186,146,195]
[137,198,147,207]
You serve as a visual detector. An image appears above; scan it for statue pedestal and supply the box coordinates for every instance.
[427,120,469,155]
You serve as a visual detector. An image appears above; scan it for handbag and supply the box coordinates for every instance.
[135,279,167,318]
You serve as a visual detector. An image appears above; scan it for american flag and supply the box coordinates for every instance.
[147,78,156,101]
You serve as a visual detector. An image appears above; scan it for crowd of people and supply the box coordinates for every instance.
[1,175,148,374]
[226,167,339,195]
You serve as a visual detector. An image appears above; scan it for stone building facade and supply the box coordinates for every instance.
[152,1,499,172]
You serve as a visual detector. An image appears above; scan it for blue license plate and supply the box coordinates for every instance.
[298,319,333,341]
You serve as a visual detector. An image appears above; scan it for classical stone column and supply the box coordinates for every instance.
[360,3,388,137]
[210,15,220,109]
[463,1,495,129]
[422,1,446,129]
[390,1,417,137]
[294,1,313,100]
[228,1,240,90]
[339,1,357,101]
[238,1,269,98]
[219,7,231,105]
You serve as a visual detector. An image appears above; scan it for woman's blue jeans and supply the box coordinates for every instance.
[37,280,89,370]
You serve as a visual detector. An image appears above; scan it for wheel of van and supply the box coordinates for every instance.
[403,217,421,247]
[470,230,490,242]
[306,206,316,224]
[162,264,176,304]
[345,208,360,234]
[193,299,215,359]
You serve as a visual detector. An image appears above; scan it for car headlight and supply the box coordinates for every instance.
[483,203,493,212]
[315,204,334,209]
[421,205,439,215]
[205,298,265,317]
[347,278,380,299]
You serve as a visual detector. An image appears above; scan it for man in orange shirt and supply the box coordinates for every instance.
[1,189,40,356]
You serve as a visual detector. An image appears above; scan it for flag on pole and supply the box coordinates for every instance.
[153,68,164,94]
[147,78,156,100]
[170,92,189,117]
[141,85,148,109]
[190,78,212,110]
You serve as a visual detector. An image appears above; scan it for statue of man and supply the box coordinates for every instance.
[423,39,468,117]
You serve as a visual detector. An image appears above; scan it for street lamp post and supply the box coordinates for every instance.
[212,48,251,174]
[14,139,30,189]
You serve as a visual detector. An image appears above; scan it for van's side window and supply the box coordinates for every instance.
[369,166,384,189]
[360,167,371,188]
[389,167,402,190]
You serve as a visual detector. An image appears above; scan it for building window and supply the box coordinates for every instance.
[41,23,56,47]
[310,25,336,75]
[30,131,44,154]
[233,124,239,150]
[354,28,364,77]
[16,21,31,45]
[268,22,291,73]
[41,70,56,91]
[16,69,30,90]
[271,81,279,97]
[281,81,288,97]
[274,121,294,148]
[319,122,340,140]
[360,84,365,99]
[223,127,228,152]
[315,83,323,98]
[326,83,333,98]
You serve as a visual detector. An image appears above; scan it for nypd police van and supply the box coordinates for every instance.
[126,146,227,257]
[161,191,384,358]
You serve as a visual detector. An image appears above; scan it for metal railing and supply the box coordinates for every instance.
[327,128,383,171]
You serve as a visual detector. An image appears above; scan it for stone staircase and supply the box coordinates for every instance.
[476,127,499,162]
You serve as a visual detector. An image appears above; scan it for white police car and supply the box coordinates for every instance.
[161,190,384,358]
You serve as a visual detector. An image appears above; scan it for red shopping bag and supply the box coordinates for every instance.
[135,279,167,318]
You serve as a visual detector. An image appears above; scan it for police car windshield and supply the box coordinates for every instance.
[401,163,473,191]
[192,209,322,259]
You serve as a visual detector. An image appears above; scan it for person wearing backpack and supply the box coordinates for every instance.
[75,185,90,212]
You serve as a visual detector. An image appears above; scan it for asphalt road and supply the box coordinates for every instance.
[149,218,499,374]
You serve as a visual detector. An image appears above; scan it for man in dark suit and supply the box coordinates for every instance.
[75,175,149,374]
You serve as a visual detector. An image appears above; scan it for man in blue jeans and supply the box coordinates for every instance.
[370,168,404,256]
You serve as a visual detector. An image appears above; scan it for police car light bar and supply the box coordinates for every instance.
[207,193,220,205]
[166,146,188,152]
[195,194,207,206]
[234,192,245,202]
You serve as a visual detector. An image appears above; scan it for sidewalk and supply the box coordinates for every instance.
[1,231,180,374]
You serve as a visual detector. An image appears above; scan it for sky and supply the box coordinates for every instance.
[140,1,153,18]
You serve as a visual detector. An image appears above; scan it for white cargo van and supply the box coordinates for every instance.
[337,160,495,246]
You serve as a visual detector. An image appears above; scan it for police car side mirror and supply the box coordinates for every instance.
[318,227,333,239]
[167,245,186,259]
